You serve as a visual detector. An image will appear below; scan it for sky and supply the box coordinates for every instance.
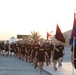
[0,0,76,40]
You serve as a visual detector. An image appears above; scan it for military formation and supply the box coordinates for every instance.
[0,40,65,74]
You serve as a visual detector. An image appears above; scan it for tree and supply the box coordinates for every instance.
[30,31,43,41]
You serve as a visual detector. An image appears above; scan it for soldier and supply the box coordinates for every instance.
[0,41,5,55]
[45,42,51,66]
[21,41,26,61]
[5,40,9,56]
[25,42,28,62]
[15,41,19,58]
[27,42,30,62]
[53,43,60,71]
[10,42,16,56]
[29,41,34,64]
[35,41,48,74]
[58,42,65,67]
[32,41,39,69]
[18,41,22,59]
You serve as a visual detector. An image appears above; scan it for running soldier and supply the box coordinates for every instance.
[29,41,34,64]
[21,41,26,61]
[0,41,5,55]
[45,42,54,66]
[5,40,9,56]
[35,41,49,74]
[58,42,65,67]
[32,41,39,69]
[10,42,16,56]
[53,43,60,71]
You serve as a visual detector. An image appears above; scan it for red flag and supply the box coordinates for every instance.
[47,32,51,40]
[55,24,65,43]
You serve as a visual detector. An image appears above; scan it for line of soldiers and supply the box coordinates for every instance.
[0,40,65,74]
[0,40,9,56]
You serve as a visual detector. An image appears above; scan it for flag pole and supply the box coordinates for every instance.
[73,37,75,75]
[72,11,76,75]
[47,30,48,41]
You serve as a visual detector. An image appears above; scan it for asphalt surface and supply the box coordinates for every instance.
[0,47,71,75]
[0,55,51,75]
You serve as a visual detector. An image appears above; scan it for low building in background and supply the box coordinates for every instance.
[63,30,72,46]
[9,37,16,43]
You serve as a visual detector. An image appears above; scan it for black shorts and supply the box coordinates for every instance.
[53,51,59,60]
[38,56,45,62]
[45,51,51,58]
[1,48,4,50]
[32,52,36,58]
[11,50,14,52]
[53,54,59,60]
[25,52,28,55]
[21,51,25,54]
[5,47,9,51]
[59,52,63,58]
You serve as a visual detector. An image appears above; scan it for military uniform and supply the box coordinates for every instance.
[37,45,45,62]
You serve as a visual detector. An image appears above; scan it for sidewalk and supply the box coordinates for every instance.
[43,62,75,75]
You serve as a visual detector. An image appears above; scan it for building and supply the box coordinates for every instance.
[63,30,72,45]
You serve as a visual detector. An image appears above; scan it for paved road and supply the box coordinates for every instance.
[0,55,51,75]
[0,47,71,75]
[63,47,71,62]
